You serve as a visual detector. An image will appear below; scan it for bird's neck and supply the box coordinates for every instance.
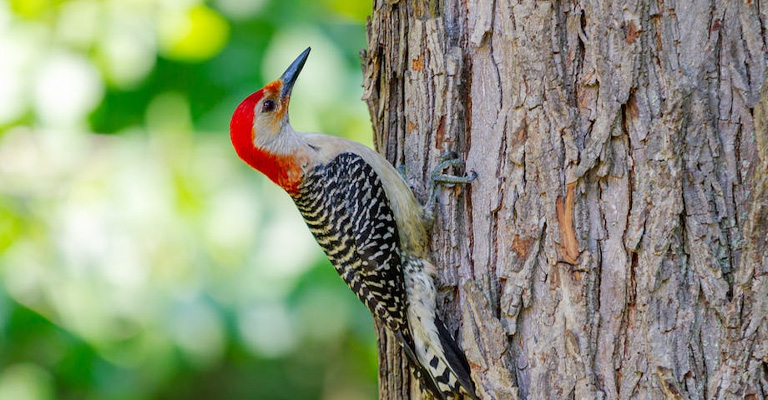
[249,126,307,196]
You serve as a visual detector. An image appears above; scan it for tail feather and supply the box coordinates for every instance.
[434,317,478,399]
[396,332,447,400]
[402,255,478,399]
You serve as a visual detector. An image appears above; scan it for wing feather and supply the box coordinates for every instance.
[295,152,407,332]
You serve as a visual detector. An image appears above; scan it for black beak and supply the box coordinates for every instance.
[280,47,311,100]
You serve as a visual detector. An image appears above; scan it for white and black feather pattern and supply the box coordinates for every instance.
[292,152,407,333]
[292,152,476,399]
[403,256,479,400]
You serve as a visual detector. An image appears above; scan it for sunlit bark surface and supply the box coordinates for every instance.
[362,0,768,399]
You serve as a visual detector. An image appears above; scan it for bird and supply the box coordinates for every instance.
[229,47,478,399]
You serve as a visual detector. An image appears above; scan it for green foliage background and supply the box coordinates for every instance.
[0,0,378,399]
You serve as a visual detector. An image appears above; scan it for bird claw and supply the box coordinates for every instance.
[425,152,476,228]
[432,169,478,186]
[431,152,476,186]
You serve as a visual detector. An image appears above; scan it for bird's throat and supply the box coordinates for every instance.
[248,147,304,196]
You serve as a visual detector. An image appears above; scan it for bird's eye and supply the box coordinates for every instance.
[262,99,276,113]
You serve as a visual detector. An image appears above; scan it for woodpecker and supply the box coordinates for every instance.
[230,48,478,399]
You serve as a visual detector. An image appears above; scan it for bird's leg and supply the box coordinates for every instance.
[424,152,477,229]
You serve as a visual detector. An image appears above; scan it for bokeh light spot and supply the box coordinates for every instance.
[97,14,157,88]
[169,299,225,367]
[55,0,101,49]
[8,0,49,19]
[238,302,298,358]
[0,25,40,125]
[32,51,104,127]
[158,5,230,63]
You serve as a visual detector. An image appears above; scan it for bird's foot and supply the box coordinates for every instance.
[424,152,476,228]
[431,152,478,185]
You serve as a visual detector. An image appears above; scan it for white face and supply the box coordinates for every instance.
[251,83,289,150]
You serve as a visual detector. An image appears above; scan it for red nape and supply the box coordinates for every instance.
[229,90,303,196]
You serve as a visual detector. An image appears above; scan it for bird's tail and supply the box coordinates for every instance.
[402,256,478,399]
[431,316,477,399]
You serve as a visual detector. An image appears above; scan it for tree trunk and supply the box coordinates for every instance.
[361,0,768,399]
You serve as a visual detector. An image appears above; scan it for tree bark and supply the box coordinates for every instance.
[362,0,768,399]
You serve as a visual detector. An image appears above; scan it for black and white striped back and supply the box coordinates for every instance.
[292,152,408,333]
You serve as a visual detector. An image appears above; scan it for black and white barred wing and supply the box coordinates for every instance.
[294,152,407,333]
[295,152,470,400]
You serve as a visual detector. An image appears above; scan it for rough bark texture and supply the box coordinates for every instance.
[362,0,768,399]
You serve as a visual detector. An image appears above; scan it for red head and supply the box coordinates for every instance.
[230,48,310,195]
